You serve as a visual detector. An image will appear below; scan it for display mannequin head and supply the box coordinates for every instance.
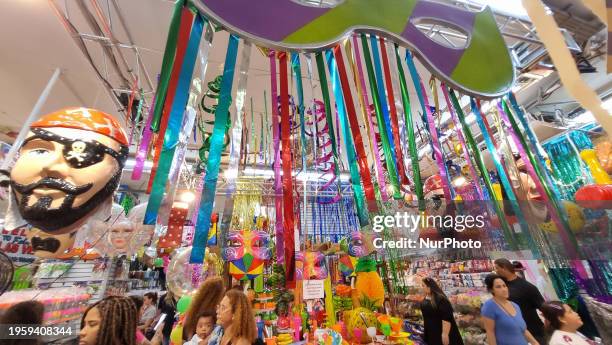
[8,108,128,234]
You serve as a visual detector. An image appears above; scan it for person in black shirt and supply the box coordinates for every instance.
[494,259,545,345]
[420,277,464,345]
[158,291,177,345]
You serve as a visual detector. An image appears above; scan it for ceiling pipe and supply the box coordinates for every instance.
[48,0,124,112]
[109,0,154,92]
[74,0,131,87]
[89,0,146,91]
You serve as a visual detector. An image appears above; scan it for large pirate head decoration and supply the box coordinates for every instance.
[7,108,128,234]
[222,230,271,280]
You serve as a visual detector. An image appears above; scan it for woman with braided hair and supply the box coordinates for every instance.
[79,296,138,345]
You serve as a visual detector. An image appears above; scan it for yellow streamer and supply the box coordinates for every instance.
[522,0,612,134]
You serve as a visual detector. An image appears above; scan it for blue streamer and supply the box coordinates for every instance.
[190,35,240,263]
[291,53,308,171]
[471,98,537,252]
[145,15,204,224]
[404,51,454,198]
[507,93,562,199]
[325,50,369,226]
[369,35,398,171]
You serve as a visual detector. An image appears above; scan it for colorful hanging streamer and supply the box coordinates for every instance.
[145,13,204,224]
[150,0,185,132]
[390,43,424,206]
[147,7,195,194]
[446,86,517,249]
[132,93,156,180]
[502,99,580,258]
[379,37,409,185]
[405,52,452,201]
[440,86,484,201]
[325,49,369,226]
[369,35,399,174]
[347,36,387,201]
[332,45,376,211]
[278,52,296,287]
[471,98,534,252]
[360,34,401,198]
[190,35,240,263]
[269,55,285,265]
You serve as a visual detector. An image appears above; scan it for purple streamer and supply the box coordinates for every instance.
[269,52,284,264]
[352,35,388,201]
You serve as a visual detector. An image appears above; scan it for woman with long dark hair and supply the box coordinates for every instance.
[541,301,594,345]
[420,277,464,345]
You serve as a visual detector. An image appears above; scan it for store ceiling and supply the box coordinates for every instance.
[0,0,609,193]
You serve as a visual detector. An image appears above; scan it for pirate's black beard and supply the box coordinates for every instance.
[12,170,122,233]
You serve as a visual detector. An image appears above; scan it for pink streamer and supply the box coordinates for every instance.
[269,52,285,265]
[440,85,485,200]
[417,80,452,201]
[131,96,156,180]
[497,102,577,258]
[352,35,388,201]
[312,100,341,202]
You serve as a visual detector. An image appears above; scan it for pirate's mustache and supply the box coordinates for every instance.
[12,177,92,195]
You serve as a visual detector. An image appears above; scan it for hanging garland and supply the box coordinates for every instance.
[197,75,232,172]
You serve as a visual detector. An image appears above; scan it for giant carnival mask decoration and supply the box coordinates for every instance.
[296,251,328,280]
[6,108,129,236]
[222,230,271,280]
[194,0,514,98]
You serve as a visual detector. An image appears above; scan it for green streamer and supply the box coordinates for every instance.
[502,100,579,252]
[447,89,517,250]
[291,53,308,172]
[314,53,341,170]
[393,43,423,209]
[326,50,369,226]
[151,0,186,132]
[360,34,401,199]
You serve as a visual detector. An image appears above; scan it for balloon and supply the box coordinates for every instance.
[166,246,222,297]
[580,149,612,184]
[539,201,585,233]
[170,324,183,344]
[454,142,463,156]
[177,295,192,314]
[154,258,164,267]
[575,184,612,208]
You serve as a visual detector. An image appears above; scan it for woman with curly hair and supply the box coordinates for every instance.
[79,296,138,345]
[182,276,225,341]
[209,289,257,345]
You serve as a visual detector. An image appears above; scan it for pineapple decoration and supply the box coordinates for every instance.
[346,297,379,343]
[352,257,385,309]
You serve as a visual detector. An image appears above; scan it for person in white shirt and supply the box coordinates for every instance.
[541,301,596,345]
[184,312,216,345]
